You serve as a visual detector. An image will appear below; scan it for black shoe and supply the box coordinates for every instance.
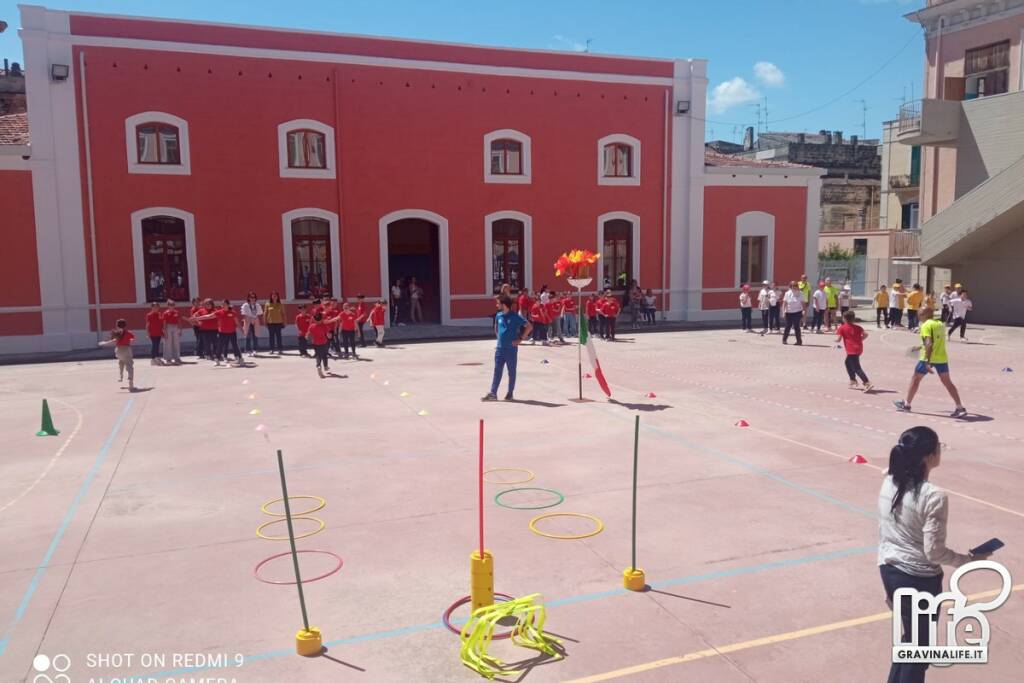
[795,341,803,346]
[503,394,514,401]
[481,393,498,402]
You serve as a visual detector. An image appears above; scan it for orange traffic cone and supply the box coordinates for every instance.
[734,419,749,427]
[36,399,60,437]
[645,392,657,398]
[849,454,868,464]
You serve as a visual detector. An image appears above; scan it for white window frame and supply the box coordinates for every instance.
[131,207,198,304]
[734,211,775,288]
[281,208,341,301]
[484,211,533,294]
[597,133,641,186]
[596,211,640,289]
[483,129,532,184]
[125,112,191,175]
[278,119,336,179]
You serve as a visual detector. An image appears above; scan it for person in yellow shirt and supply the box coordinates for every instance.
[894,306,967,417]
[874,285,890,329]
[906,284,924,331]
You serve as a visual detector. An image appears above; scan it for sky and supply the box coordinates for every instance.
[0,0,927,142]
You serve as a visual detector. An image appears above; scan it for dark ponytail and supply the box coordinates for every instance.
[889,426,939,515]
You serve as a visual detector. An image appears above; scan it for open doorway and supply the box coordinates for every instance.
[386,218,441,324]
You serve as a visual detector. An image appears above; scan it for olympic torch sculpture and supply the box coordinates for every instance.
[554,249,611,401]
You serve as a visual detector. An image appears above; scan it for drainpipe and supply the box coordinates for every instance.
[332,66,346,301]
[79,50,103,340]
[661,89,670,320]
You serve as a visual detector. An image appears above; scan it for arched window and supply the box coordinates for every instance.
[125,112,191,175]
[602,219,633,289]
[491,218,525,293]
[142,216,190,302]
[136,123,180,165]
[286,130,327,169]
[277,119,336,179]
[603,143,632,178]
[291,218,333,299]
[597,134,641,186]
[483,129,531,184]
[490,139,523,176]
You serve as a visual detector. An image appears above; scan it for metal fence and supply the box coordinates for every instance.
[818,257,950,300]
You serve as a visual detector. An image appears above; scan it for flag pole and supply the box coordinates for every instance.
[622,416,645,591]
[577,285,583,401]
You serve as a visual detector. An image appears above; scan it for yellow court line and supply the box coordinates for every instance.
[567,584,1024,682]
[744,424,1024,520]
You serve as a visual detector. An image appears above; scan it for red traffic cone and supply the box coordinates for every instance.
[734,419,749,427]
[645,392,657,398]
[849,454,868,464]
[584,372,593,378]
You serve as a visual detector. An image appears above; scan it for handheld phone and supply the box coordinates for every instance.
[969,538,1004,556]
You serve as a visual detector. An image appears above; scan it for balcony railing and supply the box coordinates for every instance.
[898,101,921,134]
[891,229,920,258]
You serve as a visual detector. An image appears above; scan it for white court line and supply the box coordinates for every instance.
[0,398,85,514]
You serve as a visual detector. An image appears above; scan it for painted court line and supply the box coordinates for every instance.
[566,583,1024,682]
[136,545,876,679]
[0,399,135,658]
[0,398,85,514]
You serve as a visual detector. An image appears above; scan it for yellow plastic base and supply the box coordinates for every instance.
[470,550,494,612]
[295,627,322,656]
[622,567,646,591]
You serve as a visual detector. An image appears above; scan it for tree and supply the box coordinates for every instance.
[818,242,854,261]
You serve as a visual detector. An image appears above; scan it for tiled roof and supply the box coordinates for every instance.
[0,112,29,145]
[704,149,816,170]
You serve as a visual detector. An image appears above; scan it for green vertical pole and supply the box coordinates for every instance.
[631,415,639,571]
[276,449,310,632]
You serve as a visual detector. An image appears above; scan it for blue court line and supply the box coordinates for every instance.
[0,399,135,658]
[138,544,876,679]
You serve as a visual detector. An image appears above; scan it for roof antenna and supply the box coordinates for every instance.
[585,38,593,53]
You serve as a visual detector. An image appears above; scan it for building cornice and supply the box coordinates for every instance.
[905,0,1024,36]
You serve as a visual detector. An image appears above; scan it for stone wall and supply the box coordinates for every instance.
[820,179,881,232]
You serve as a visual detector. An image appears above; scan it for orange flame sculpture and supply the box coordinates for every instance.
[554,249,600,278]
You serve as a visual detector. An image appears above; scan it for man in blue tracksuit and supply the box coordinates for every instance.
[482,294,532,402]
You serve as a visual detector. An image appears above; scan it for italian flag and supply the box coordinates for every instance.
[579,314,612,397]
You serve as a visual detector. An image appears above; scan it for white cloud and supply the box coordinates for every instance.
[708,77,760,113]
[754,61,785,87]
[551,35,586,52]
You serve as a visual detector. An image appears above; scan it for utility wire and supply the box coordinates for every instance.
[698,29,921,128]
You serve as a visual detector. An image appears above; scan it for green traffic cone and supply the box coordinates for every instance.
[36,399,60,437]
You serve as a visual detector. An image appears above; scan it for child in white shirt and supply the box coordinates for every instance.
[739,285,753,332]
[812,283,828,333]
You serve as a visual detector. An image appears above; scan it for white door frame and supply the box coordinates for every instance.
[378,209,451,326]
[596,211,641,289]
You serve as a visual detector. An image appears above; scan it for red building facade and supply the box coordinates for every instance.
[0,7,823,353]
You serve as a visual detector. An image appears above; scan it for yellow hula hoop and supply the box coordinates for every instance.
[482,468,535,485]
[529,512,604,540]
[256,516,325,540]
[261,495,326,517]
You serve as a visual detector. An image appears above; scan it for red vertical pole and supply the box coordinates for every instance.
[478,418,484,557]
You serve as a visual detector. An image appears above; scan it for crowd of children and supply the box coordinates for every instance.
[100,293,392,381]
[514,286,639,345]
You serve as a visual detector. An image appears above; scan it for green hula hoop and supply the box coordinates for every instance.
[494,487,565,510]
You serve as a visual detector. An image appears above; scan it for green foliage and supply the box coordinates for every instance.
[818,242,854,261]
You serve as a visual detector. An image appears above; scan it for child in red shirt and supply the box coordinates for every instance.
[193,301,242,366]
[189,297,205,358]
[517,288,533,321]
[295,305,312,357]
[530,300,550,345]
[835,310,872,391]
[546,296,564,344]
[585,294,599,338]
[369,300,387,347]
[602,293,621,341]
[337,303,359,359]
[562,294,578,337]
[196,298,220,361]
[355,294,369,348]
[305,312,333,377]
[145,302,164,365]
[161,299,182,364]
[98,318,136,390]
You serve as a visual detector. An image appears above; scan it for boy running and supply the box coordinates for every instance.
[894,306,967,417]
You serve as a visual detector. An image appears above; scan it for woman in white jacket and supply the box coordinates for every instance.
[240,291,263,357]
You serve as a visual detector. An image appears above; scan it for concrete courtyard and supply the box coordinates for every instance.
[1,322,1022,682]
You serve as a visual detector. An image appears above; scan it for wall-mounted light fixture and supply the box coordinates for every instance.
[50,63,70,81]
[675,100,691,115]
